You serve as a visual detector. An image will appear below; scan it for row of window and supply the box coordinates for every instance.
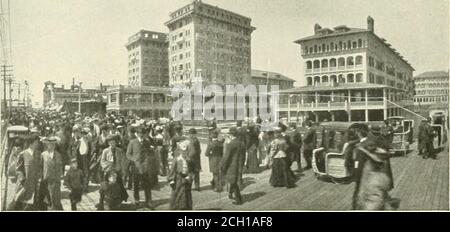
[368,56,408,80]
[414,95,449,103]
[416,89,449,95]
[306,56,363,69]
[196,16,251,36]
[304,39,364,55]
[171,30,191,42]
[171,52,191,62]
[141,41,164,48]
[415,77,448,82]
[170,5,192,19]
[171,62,192,72]
[197,5,250,25]
[171,40,191,52]
[306,73,364,85]
[415,83,450,88]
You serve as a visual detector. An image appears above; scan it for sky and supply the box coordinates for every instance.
[4,0,449,107]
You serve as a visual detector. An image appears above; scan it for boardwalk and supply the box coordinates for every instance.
[1,142,448,211]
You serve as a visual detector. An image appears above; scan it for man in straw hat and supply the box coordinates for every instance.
[351,124,398,210]
[38,136,64,210]
[220,127,246,205]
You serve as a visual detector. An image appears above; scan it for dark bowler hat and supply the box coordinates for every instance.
[188,128,197,134]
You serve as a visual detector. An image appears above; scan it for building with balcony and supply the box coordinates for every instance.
[278,16,415,122]
[250,69,295,90]
[43,80,106,108]
[106,85,172,118]
[413,71,449,116]
[126,30,169,87]
[165,0,256,86]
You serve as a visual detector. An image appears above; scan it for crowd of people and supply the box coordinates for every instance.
[1,109,442,211]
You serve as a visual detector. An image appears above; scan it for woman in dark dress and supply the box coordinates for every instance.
[168,140,194,210]
[269,128,296,188]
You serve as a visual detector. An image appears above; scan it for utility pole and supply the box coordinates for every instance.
[24,80,27,107]
[78,81,82,113]
[17,81,20,105]
[8,75,12,110]
[1,64,13,117]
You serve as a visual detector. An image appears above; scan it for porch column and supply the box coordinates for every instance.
[331,111,335,121]
[348,110,352,122]
[365,109,369,122]
[315,92,318,106]
[287,95,291,122]
[383,88,388,120]
[365,89,368,106]
[315,112,319,123]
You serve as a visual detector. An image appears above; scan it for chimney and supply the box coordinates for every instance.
[314,24,322,34]
[61,84,64,89]
[367,16,374,32]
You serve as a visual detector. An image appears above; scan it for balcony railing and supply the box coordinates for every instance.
[347,65,354,69]
[321,67,329,72]
[278,100,385,111]
[337,66,345,70]
[313,68,320,73]
[306,69,312,73]
[329,67,337,71]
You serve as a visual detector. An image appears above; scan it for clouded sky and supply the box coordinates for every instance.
[5,0,449,106]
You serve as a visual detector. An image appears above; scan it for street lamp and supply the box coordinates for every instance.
[78,82,82,113]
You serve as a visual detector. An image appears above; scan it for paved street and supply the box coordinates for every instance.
[2,140,448,211]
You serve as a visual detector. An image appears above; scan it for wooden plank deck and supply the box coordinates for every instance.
[1,142,448,211]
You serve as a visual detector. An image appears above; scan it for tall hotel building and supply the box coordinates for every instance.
[413,71,449,116]
[126,30,169,87]
[165,0,255,86]
[278,16,415,122]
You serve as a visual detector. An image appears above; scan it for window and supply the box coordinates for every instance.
[179,64,183,70]
[369,72,375,83]
[347,74,354,83]
[358,39,362,48]
[306,61,312,69]
[179,54,183,59]
[338,57,345,67]
[356,73,363,82]
[368,56,375,67]
[321,59,328,68]
[313,60,320,69]
[347,57,354,66]
[355,56,363,65]
[330,58,336,67]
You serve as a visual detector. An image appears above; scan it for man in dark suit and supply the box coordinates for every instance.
[187,128,202,191]
[302,121,316,170]
[351,124,397,210]
[288,123,302,173]
[126,127,156,209]
[221,127,246,205]
[205,130,224,192]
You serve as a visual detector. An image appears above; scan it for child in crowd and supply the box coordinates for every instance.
[64,158,84,211]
